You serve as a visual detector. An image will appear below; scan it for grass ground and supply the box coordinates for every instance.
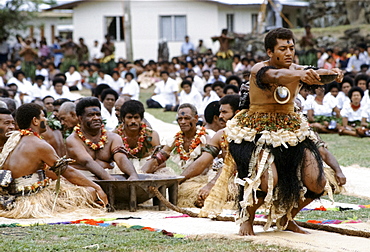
[0,225,298,252]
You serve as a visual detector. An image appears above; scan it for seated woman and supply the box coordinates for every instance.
[336,76,354,110]
[338,87,364,136]
[306,85,341,133]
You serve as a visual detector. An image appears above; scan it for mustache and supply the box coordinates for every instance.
[129,123,139,127]
[219,118,226,123]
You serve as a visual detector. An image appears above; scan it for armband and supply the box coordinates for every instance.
[111,146,135,159]
[256,66,277,90]
[201,144,220,158]
[150,145,169,165]
[49,156,74,175]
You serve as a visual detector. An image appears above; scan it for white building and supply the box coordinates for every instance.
[47,0,308,62]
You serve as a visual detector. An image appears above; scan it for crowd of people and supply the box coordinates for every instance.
[0,28,352,235]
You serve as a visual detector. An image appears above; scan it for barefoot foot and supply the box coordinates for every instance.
[239,220,255,236]
[285,220,310,234]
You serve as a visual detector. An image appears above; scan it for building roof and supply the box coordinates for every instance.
[46,0,309,10]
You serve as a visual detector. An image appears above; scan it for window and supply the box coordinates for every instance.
[251,13,258,33]
[226,14,234,32]
[105,16,124,41]
[159,15,186,41]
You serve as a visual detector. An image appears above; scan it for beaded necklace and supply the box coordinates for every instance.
[74,124,107,151]
[174,126,207,161]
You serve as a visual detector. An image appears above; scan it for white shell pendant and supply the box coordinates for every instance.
[274,86,291,104]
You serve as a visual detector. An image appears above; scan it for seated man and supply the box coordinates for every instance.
[66,97,138,181]
[180,95,240,208]
[0,108,15,151]
[58,101,79,138]
[114,100,160,173]
[0,103,108,218]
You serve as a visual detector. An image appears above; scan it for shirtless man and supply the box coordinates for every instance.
[100,35,116,74]
[58,102,78,131]
[212,29,234,71]
[66,97,138,180]
[60,36,79,73]
[141,103,210,174]
[180,95,240,205]
[0,108,15,151]
[206,28,343,236]
[19,37,38,81]
[0,103,107,213]
[114,100,160,172]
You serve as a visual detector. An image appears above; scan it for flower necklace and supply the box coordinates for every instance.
[174,126,206,161]
[117,123,147,156]
[20,128,43,139]
[74,124,108,151]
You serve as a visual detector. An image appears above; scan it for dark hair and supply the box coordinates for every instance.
[204,101,220,124]
[76,97,101,116]
[111,71,120,76]
[219,94,240,113]
[339,76,354,90]
[160,70,169,76]
[35,75,45,82]
[53,77,66,86]
[181,80,192,88]
[16,103,43,129]
[13,70,25,79]
[0,98,16,113]
[125,72,134,79]
[54,73,67,80]
[327,82,339,92]
[264,27,294,52]
[42,95,54,102]
[355,74,368,87]
[94,84,111,98]
[223,84,239,94]
[101,88,119,102]
[120,100,145,120]
[348,86,364,101]
[212,81,225,90]
[225,75,242,88]
[203,83,213,93]
[53,98,71,107]
[0,108,11,115]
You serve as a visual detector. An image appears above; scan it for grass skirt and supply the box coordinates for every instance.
[0,178,104,219]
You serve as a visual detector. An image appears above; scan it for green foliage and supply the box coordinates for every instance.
[0,225,299,251]
[0,0,56,39]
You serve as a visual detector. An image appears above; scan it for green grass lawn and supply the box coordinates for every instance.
[0,225,298,252]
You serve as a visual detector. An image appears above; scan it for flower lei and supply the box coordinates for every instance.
[74,124,108,151]
[117,123,148,156]
[20,128,43,139]
[174,126,207,161]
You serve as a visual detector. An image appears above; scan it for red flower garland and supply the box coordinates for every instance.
[74,124,108,151]
[20,128,43,139]
[174,127,206,161]
[117,123,147,156]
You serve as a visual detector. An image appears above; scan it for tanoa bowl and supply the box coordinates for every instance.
[319,74,338,84]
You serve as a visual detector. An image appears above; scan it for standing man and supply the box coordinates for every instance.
[211,29,234,71]
[100,35,116,74]
[19,37,38,81]
[66,97,138,181]
[202,28,343,236]
[77,37,89,62]
[181,35,195,56]
[0,103,108,218]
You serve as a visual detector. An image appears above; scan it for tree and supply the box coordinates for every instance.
[0,0,56,39]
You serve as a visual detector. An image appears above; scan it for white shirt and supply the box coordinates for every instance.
[6,77,32,95]
[101,104,119,132]
[120,79,140,100]
[305,95,336,117]
[346,55,366,72]
[151,77,179,107]
[97,74,114,87]
[65,71,82,90]
[340,102,363,122]
[336,91,350,110]
[361,103,370,122]
[192,75,205,95]
[49,85,74,100]
[199,90,219,116]
[110,78,124,94]
[29,84,49,100]
[179,88,202,113]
